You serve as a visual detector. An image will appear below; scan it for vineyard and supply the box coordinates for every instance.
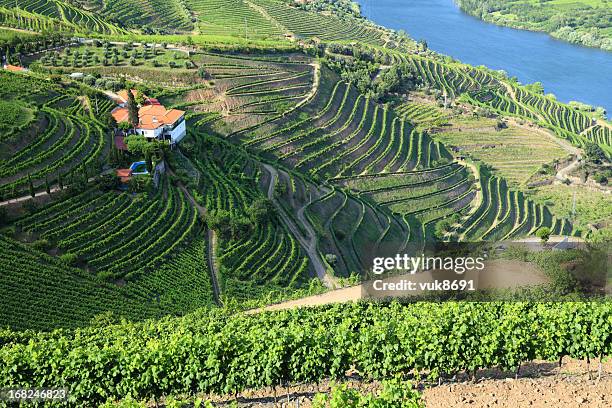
[185,0,285,40]
[0,71,110,200]
[0,1,609,405]
[392,52,611,157]
[229,65,573,244]
[85,0,193,33]
[432,116,567,186]
[1,301,610,405]
[0,0,125,34]
[0,234,214,331]
[395,102,449,129]
[14,178,199,280]
[252,0,386,45]
[183,134,314,300]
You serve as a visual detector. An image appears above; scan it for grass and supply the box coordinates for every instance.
[526,184,612,230]
[432,116,567,187]
[0,100,34,132]
[0,27,37,40]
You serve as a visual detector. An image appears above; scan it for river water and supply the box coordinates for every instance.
[360,0,612,112]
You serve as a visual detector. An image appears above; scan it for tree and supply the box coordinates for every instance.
[434,219,452,240]
[28,174,34,198]
[536,227,551,244]
[104,112,118,130]
[325,253,337,266]
[144,151,153,173]
[247,198,274,223]
[584,142,607,164]
[127,90,139,127]
[125,135,161,156]
[197,66,209,79]
[229,216,252,239]
[44,175,51,194]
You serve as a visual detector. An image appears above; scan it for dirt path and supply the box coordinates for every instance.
[262,163,335,288]
[207,229,222,305]
[0,185,62,207]
[294,61,320,111]
[0,174,107,207]
[556,157,582,182]
[0,25,37,35]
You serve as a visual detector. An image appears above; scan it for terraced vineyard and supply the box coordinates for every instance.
[15,178,199,280]
[397,54,504,98]
[465,86,610,155]
[265,166,414,277]
[0,72,109,199]
[185,0,285,40]
[253,0,386,45]
[185,134,313,299]
[432,117,568,186]
[0,0,125,34]
[237,70,454,180]
[0,2,608,406]
[0,234,214,331]
[585,124,612,147]
[227,65,573,244]
[396,102,449,128]
[161,51,316,135]
[384,52,610,157]
[455,167,575,241]
[0,6,76,32]
[85,0,193,33]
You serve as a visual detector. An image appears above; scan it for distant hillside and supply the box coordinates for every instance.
[456,0,612,51]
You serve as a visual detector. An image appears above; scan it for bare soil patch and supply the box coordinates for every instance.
[160,358,611,407]
[423,358,612,408]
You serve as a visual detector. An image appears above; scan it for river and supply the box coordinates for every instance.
[360,0,612,112]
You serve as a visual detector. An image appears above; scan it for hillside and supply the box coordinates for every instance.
[0,0,609,328]
[456,0,612,51]
[0,0,610,406]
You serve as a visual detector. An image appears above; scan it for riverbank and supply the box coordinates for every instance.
[361,0,612,112]
[455,0,612,52]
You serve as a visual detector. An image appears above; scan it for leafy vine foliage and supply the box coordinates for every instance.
[1,302,610,405]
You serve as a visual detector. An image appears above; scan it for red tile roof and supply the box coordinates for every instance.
[112,104,185,130]
[4,64,25,72]
[116,169,132,183]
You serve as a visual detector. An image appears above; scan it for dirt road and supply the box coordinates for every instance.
[262,163,334,288]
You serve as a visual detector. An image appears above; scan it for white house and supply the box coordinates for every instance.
[111,94,186,144]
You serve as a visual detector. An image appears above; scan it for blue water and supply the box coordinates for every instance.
[360,0,612,112]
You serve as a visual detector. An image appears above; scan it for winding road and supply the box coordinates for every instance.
[262,163,335,288]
